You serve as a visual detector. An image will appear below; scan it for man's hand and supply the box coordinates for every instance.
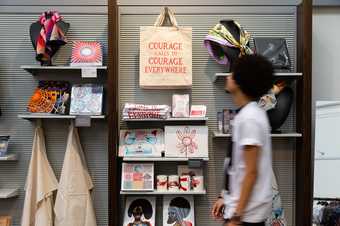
[211,198,225,219]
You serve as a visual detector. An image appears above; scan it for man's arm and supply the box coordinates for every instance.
[235,145,259,217]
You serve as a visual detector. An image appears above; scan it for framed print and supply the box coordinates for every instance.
[163,196,195,226]
[70,41,103,66]
[70,84,103,115]
[121,163,154,191]
[119,129,164,157]
[123,197,156,226]
[165,126,208,158]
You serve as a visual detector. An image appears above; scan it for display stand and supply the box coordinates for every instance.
[108,1,312,226]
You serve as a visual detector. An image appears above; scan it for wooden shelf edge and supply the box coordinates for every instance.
[18,114,106,120]
[213,131,302,138]
[0,188,19,199]
[120,190,206,195]
[123,117,208,122]
[213,72,303,82]
[0,154,18,161]
[122,157,209,162]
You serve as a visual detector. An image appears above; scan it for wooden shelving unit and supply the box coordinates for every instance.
[21,65,107,75]
[213,72,303,82]
[18,113,106,120]
[120,190,206,195]
[122,156,209,162]
[213,131,302,138]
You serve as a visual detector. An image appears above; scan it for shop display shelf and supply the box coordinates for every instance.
[213,131,302,138]
[122,157,209,162]
[0,154,18,161]
[0,188,19,199]
[213,72,303,82]
[21,65,107,75]
[120,189,206,195]
[18,113,106,120]
[123,117,208,122]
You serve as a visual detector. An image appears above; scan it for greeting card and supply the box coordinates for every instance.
[165,126,208,158]
[163,196,195,226]
[123,197,156,226]
[70,41,102,66]
[70,84,103,115]
[121,163,154,191]
[119,129,164,157]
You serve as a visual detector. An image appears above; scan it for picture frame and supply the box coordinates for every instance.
[119,129,164,157]
[121,163,154,191]
[123,196,156,226]
[165,126,208,158]
[70,41,103,67]
[70,84,103,115]
[163,195,195,226]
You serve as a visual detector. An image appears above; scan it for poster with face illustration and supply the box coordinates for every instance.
[164,126,208,158]
[119,129,164,157]
[163,196,195,226]
[123,197,156,226]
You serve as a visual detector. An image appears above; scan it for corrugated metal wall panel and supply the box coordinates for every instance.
[119,7,297,226]
[0,0,107,6]
[0,13,108,226]
[118,0,301,6]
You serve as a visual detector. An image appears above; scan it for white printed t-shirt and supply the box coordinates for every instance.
[223,101,272,223]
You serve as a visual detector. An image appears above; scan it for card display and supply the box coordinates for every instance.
[71,41,102,66]
[70,84,103,115]
[119,129,164,157]
[123,197,156,226]
[165,126,208,158]
[163,196,195,226]
[121,163,154,191]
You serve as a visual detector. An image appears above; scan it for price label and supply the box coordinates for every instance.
[75,115,91,127]
[81,67,97,78]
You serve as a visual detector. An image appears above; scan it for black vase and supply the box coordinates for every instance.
[267,87,294,132]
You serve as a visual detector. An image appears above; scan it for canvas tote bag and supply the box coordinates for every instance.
[140,7,192,89]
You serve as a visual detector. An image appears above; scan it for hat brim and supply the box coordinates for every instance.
[204,35,235,65]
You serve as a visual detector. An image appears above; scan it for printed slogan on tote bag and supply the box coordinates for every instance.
[140,7,192,89]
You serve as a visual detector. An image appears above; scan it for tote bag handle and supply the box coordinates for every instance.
[154,7,178,28]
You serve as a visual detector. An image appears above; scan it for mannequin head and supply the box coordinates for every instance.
[30,11,70,65]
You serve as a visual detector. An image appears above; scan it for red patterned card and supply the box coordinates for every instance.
[70,41,102,66]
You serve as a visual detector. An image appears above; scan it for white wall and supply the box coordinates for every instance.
[313,7,340,198]
[314,102,340,198]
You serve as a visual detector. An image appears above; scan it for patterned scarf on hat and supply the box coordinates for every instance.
[36,11,67,63]
[208,21,253,56]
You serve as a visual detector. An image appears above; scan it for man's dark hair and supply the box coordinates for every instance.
[232,54,274,99]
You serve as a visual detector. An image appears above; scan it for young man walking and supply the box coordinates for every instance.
[212,55,274,226]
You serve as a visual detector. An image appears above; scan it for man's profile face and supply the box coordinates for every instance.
[167,206,177,224]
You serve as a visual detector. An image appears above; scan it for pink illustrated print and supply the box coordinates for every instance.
[176,127,198,154]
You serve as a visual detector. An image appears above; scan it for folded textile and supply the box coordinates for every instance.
[123,103,171,119]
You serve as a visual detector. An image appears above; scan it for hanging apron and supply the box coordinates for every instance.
[54,124,97,226]
[21,126,58,226]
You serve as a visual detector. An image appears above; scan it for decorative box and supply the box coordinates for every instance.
[70,84,103,115]
[119,129,164,157]
[172,94,190,118]
[121,163,154,191]
[165,126,208,158]
[70,41,103,66]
